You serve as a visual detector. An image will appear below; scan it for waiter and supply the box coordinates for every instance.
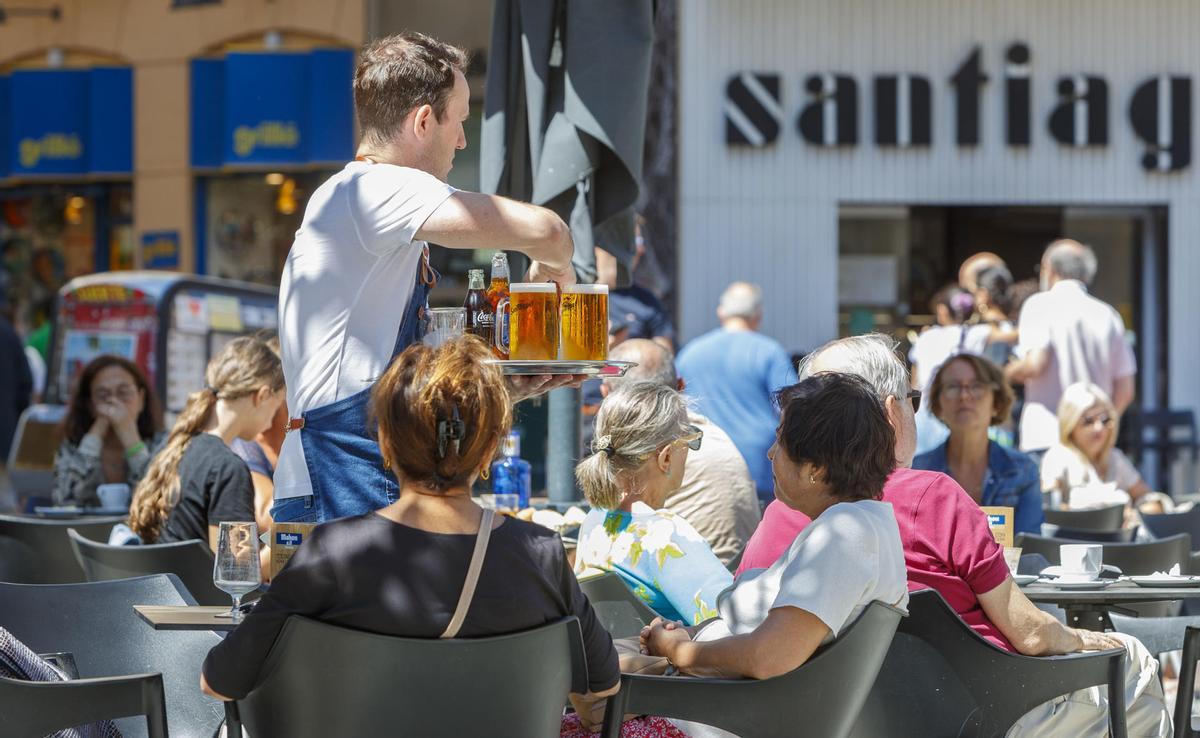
[272,33,576,524]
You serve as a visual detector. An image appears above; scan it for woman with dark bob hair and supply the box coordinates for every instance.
[610,373,909,736]
[200,337,619,708]
[912,354,1042,535]
[53,355,164,507]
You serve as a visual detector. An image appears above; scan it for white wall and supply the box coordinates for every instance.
[678,0,1200,411]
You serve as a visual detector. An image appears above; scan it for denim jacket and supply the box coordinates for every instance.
[913,440,1044,535]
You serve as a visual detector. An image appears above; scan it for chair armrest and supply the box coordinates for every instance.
[1176,626,1200,738]
[0,672,167,738]
[600,671,785,738]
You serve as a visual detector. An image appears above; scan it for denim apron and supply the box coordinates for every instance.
[288,249,437,522]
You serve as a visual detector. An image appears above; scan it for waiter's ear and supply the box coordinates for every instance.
[411,103,435,141]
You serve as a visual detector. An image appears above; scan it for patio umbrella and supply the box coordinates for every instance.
[481,0,655,502]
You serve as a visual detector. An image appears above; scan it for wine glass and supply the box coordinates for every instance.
[213,521,260,622]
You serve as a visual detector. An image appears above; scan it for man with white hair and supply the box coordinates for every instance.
[603,339,760,565]
[676,282,797,502]
[739,334,1168,737]
[1005,239,1136,455]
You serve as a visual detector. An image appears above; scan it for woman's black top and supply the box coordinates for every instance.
[202,512,619,699]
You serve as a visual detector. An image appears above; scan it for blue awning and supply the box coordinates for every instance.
[0,67,134,178]
[190,48,355,169]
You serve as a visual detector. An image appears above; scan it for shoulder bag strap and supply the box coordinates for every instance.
[440,508,496,639]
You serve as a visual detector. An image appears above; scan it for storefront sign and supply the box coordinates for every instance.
[141,231,181,270]
[724,42,1192,172]
[1,67,133,177]
[191,49,354,168]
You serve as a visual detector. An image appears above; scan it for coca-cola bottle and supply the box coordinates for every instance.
[463,269,494,344]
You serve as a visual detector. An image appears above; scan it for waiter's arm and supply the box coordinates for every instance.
[417,192,572,272]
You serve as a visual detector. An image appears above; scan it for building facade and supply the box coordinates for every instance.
[679,0,1198,426]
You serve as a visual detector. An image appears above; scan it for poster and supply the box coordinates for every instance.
[165,330,207,413]
[174,293,208,334]
[207,294,244,332]
[60,331,138,394]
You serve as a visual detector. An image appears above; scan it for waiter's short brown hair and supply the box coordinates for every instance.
[372,336,511,492]
[354,32,468,146]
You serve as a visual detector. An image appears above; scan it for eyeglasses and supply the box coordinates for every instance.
[676,424,703,451]
[942,381,992,400]
[93,384,137,404]
[1081,413,1113,429]
[907,390,921,413]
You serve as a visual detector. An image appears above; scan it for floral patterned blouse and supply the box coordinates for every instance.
[575,502,733,625]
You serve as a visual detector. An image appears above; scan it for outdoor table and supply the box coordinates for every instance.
[134,605,240,632]
[1020,580,1200,631]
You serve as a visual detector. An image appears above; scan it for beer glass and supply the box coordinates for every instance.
[495,283,559,360]
[213,521,260,622]
[560,284,609,361]
[423,307,466,349]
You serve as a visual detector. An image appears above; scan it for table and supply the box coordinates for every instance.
[1020,581,1200,631]
[134,605,241,632]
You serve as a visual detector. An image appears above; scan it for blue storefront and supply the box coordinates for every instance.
[190,48,355,285]
[0,65,135,332]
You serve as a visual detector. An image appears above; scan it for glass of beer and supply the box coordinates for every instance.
[497,283,559,360]
[560,284,608,361]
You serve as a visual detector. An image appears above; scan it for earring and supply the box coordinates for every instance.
[481,466,490,481]
[809,473,816,484]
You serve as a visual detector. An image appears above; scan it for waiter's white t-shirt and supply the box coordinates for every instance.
[274,161,456,500]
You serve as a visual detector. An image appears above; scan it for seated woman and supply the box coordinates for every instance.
[912,354,1043,535]
[1041,382,1167,513]
[128,336,284,549]
[53,356,164,507]
[574,381,732,625]
[200,337,619,707]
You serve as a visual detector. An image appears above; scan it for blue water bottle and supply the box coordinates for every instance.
[491,432,532,509]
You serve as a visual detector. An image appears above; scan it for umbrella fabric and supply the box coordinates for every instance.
[481,0,653,281]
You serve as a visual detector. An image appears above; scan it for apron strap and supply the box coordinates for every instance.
[440,508,496,639]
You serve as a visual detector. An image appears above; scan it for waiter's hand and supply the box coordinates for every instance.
[526,259,577,290]
[507,374,588,403]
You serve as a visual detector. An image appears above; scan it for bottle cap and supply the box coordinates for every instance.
[467,269,485,289]
[491,251,510,278]
[502,431,521,457]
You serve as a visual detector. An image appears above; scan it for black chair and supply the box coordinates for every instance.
[0,574,225,738]
[1177,626,1200,738]
[1043,504,1126,531]
[579,572,660,639]
[1142,507,1200,549]
[600,601,904,738]
[226,616,587,738]
[0,671,168,738]
[0,514,123,583]
[1109,613,1200,738]
[67,527,227,605]
[1041,523,1139,542]
[1016,532,1191,574]
[1119,409,1199,487]
[848,589,1128,738]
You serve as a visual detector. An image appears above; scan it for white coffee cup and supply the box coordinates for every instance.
[1059,544,1103,582]
[96,483,132,510]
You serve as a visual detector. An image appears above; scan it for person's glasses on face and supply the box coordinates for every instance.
[941,381,991,401]
[93,384,137,404]
[906,390,921,413]
[676,425,703,451]
[1081,412,1113,429]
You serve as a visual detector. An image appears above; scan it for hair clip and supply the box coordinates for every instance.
[594,434,616,458]
[436,405,465,459]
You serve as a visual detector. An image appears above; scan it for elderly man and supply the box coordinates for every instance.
[1005,239,1136,456]
[602,339,760,565]
[740,334,1168,737]
[676,282,797,502]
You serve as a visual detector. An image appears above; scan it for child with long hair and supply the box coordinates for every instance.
[129,336,284,549]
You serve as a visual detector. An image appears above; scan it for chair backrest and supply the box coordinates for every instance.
[849,589,1124,737]
[579,572,660,638]
[0,514,122,583]
[1141,507,1200,549]
[611,601,903,738]
[1042,504,1126,532]
[0,574,225,738]
[5,404,65,500]
[67,528,225,605]
[236,616,587,738]
[1016,532,1191,574]
[1041,524,1138,543]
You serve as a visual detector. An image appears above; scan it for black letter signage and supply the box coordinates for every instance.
[875,75,933,146]
[798,74,857,146]
[1129,76,1192,172]
[1048,76,1109,147]
[950,47,988,146]
[725,73,782,147]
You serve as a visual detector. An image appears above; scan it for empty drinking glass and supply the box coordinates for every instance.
[423,307,466,348]
[213,521,260,622]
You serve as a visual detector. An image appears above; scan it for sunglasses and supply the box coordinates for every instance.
[677,424,703,451]
[907,390,921,413]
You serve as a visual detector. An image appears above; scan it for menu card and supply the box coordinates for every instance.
[270,522,318,579]
[981,506,1015,548]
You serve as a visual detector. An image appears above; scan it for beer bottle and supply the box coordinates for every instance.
[463,269,494,344]
[487,252,511,358]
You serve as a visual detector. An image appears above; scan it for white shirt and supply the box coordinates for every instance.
[696,500,909,644]
[1016,281,1136,451]
[1040,444,1141,509]
[274,162,456,500]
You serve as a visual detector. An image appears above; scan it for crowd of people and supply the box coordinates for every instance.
[0,29,1181,738]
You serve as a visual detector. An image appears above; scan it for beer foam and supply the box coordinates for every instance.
[564,283,609,294]
[510,282,559,293]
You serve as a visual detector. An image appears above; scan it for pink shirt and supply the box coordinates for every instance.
[738,468,1015,651]
[1015,280,1136,451]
